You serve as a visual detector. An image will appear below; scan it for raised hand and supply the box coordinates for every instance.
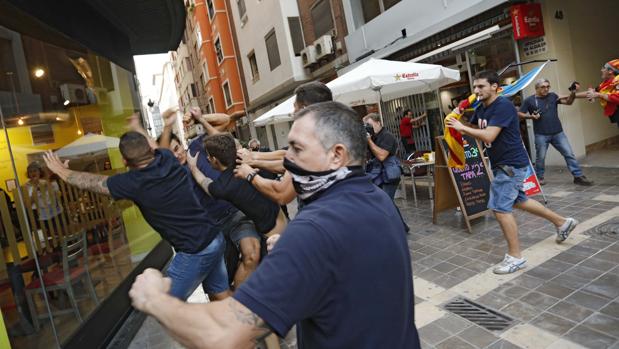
[234,163,256,180]
[162,107,179,128]
[42,150,69,175]
[126,113,143,132]
[237,148,253,164]
[445,116,464,131]
[189,107,203,121]
[186,150,199,169]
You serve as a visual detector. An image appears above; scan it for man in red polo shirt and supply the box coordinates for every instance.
[398,109,427,155]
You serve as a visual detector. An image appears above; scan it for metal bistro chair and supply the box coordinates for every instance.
[405,151,434,206]
[25,230,99,330]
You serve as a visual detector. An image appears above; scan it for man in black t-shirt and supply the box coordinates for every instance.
[363,113,401,199]
[187,133,286,286]
[518,78,592,186]
[43,131,230,301]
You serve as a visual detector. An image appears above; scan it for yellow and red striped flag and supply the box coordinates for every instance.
[443,94,476,169]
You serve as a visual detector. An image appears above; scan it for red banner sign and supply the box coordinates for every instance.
[511,3,545,40]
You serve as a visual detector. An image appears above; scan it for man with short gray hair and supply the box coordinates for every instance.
[518,78,592,186]
[129,101,421,349]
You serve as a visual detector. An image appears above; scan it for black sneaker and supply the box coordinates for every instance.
[539,177,545,185]
[574,176,593,186]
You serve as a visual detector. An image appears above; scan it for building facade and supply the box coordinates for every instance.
[297,0,349,81]
[340,0,619,163]
[227,0,309,149]
[172,0,246,141]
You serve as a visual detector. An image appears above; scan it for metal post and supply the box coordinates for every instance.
[377,90,384,121]
[0,104,60,345]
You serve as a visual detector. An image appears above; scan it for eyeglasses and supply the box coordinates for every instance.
[539,85,550,89]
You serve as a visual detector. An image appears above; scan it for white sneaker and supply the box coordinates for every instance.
[556,217,578,243]
[493,254,526,274]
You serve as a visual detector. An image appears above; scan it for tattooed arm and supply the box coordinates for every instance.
[130,268,272,349]
[43,151,110,195]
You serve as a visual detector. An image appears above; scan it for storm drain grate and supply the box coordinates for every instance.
[443,298,513,331]
[593,219,619,239]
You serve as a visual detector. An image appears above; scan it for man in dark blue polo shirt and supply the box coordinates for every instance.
[447,71,578,274]
[518,78,592,186]
[44,131,229,301]
[129,101,420,349]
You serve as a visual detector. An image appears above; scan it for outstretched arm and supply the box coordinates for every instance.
[130,268,271,349]
[446,116,501,144]
[43,151,110,195]
[234,165,296,205]
[186,150,213,196]
[189,107,222,135]
[127,113,159,150]
[158,107,180,148]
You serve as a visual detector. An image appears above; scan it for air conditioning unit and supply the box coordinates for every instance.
[301,45,317,67]
[92,87,110,105]
[59,83,88,105]
[314,35,334,60]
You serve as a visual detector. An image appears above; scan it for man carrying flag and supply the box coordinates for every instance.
[446,70,578,275]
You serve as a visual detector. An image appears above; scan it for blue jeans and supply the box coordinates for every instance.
[488,166,529,213]
[534,132,583,179]
[166,232,229,300]
[380,178,401,200]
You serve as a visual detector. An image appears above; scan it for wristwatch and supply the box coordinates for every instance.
[246,172,257,183]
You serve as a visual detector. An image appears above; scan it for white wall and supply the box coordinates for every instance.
[342,0,507,65]
[228,0,308,106]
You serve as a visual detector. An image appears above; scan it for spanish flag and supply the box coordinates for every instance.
[444,61,551,169]
[597,59,619,117]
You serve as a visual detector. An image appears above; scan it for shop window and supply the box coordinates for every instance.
[1,17,160,349]
[248,51,259,82]
[223,81,233,107]
[311,0,334,38]
[265,29,281,71]
[214,37,224,63]
[288,17,305,56]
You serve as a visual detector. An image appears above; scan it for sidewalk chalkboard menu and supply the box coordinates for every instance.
[434,135,493,233]
[444,135,491,216]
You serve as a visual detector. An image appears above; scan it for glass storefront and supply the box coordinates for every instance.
[0,20,160,349]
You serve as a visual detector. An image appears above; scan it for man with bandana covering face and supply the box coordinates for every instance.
[129,101,421,349]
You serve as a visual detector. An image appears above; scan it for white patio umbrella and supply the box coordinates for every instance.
[55,133,120,158]
[253,58,460,126]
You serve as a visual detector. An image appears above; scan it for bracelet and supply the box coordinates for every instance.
[246,172,257,183]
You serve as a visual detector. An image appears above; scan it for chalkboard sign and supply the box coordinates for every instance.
[434,135,493,233]
[442,135,492,217]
